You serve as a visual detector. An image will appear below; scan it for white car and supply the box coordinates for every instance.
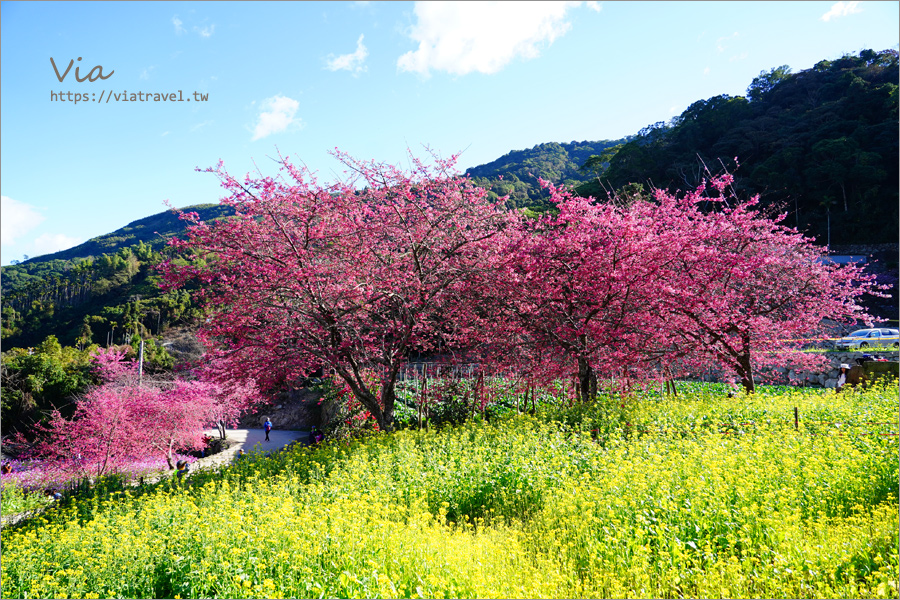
[835,328,900,350]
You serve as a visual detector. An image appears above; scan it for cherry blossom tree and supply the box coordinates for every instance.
[164,147,884,413]
[30,348,259,475]
[193,360,264,439]
[140,379,223,469]
[91,346,135,384]
[487,180,675,402]
[647,174,884,392]
[483,173,883,397]
[163,150,514,431]
[34,384,146,478]
[38,381,215,474]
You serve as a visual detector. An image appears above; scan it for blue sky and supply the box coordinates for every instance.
[1,1,897,265]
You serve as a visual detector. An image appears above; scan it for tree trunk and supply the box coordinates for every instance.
[472,371,483,419]
[664,366,677,397]
[736,353,755,394]
[334,367,389,432]
[166,438,175,470]
[377,369,399,432]
[735,331,756,393]
[577,357,597,403]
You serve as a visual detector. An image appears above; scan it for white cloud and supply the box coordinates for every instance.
[251,95,301,141]
[31,233,82,257]
[194,24,215,38]
[397,1,596,77]
[716,31,739,53]
[821,1,862,21]
[190,120,213,133]
[140,66,155,80]
[703,66,711,76]
[173,14,215,37]
[1,195,44,246]
[325,35,369,74]
[729,52,748,62]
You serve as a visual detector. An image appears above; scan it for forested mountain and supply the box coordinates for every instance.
[1,240,206,350]
[465,139,627,210]
[577,48,898,245]
[0,204,234,349]
[1,203,233,296]
[0,239,200,432]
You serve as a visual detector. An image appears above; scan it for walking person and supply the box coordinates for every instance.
[264,418,272,442]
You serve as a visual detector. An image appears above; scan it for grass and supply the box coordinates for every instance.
[824,345,900,353]
[1,383,897,599]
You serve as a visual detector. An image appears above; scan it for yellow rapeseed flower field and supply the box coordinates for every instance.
[1,384,897,598]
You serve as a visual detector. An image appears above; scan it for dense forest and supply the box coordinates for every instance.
[465,50,898,245]
[465,139,627,210]
[1,240,209,349]
[1,203,236,347]
[575,48,898,245]
[1,204,233,295]
[1,239,201,433]
[0,205,239,356]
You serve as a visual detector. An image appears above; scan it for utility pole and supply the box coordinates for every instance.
[138,339,145,386]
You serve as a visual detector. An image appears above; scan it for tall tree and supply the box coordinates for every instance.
[746,65,792,102]
[649,174,883,392]
[163,150,513,431]
[489,180,673,402]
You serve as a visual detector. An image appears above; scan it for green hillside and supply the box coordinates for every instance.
[0,204,234,350]
[579,48,899,245]
[465,139,626,210]
[1,242,205,349]
[1,204,233,296]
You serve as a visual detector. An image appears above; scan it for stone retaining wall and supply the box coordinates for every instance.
[238,387,324,429]
[763,351,899,388]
